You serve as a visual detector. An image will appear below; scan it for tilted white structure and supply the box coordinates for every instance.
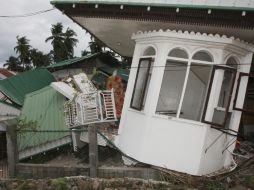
[116,30,254,176]
[65,90,117,127]
[51,73,117,151]
[51,73,117,128]
[51,0,254,176]
[51,73,117,127]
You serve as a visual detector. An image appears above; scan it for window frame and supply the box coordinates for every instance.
[233,72,254,114]
[201,65,237,128]
[130,58,153,111]
[156,49,214,120]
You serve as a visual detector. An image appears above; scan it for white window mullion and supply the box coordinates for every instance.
[176,61,191,118]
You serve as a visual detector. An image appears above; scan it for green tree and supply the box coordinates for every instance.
[14,36,31,70]
[4,56,23,72]
[45,22,66,62]
[81,49,90,56]
[30,48,52,68]
[89,37,104,54]
[64,28,78,59]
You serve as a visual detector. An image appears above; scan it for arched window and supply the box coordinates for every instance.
[168,48,188,59]
[131,46,155,110]
[192,51,213,62]
[156,48,213,122]
[179,51,213,121]
[156,48,189,117]
[226,57,238,69]
[143,47,156,56]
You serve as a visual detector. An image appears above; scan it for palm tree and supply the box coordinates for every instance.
[45,23,66,62]
[64,28,78,59]
[4,56,23,72]
[81,50,90,56]
[30,48,52,68]
[14,36,31,70]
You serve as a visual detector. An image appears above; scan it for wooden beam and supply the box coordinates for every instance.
[88,124,98,178]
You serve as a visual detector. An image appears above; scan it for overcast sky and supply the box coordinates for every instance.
[0,0,90,67]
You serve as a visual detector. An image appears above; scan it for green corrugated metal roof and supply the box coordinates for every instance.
[0,68,55,106]
[51,0,254,11]
[18,86,69,151]
[47,53,100,69]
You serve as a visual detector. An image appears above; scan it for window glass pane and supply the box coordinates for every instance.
[203,67,236,127]
[143,47,156,56]
[131,59,151,110]
[168,48,188,59]
[180,64,212,121]
[243,83,254,112]
[156,60,187,117]
[217,70,234,108]
[192,51,213,62]
[234,74,254,114]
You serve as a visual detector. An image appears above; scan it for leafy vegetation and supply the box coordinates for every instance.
[45,22,78,62]
[52,178,67,190]
[4,22,79,72]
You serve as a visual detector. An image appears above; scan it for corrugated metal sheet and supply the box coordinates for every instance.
[51,0,254,10]
[18,86,70,153]
[0,68,15,79]
[0,69,55,106]
[47,53,100,69]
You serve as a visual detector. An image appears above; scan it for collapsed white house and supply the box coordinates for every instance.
[52,0,254,176]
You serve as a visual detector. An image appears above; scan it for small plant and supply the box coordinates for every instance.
[52,178,68,190]
[17,117,38,131]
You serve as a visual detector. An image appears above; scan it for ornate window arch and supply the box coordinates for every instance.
[142,46,156,57]
[192,50,213,62]
[225,56,239,69]
[168,48,189,59]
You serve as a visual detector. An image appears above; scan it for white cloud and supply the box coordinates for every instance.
[0,0,90,66]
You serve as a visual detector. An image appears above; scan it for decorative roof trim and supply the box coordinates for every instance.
[51,0,254,12]
[132,29,254,52]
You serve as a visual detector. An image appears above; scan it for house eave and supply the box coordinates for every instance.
[51,1,254,12]
[52,2,254,57]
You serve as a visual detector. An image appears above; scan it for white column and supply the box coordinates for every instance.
[145,42,170,116]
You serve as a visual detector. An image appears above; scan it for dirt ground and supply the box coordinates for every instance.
[19,141,254,190]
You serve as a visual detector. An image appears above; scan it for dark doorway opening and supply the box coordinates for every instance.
[0,132,8,179]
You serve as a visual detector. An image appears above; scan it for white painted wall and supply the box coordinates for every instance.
[0,103,20,117]
[116,30,254,175]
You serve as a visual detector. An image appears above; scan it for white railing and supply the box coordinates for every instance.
[64,89,117,127]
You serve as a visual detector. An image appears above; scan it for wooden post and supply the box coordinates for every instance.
[88,124,98,178]
[6,125,18,178]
